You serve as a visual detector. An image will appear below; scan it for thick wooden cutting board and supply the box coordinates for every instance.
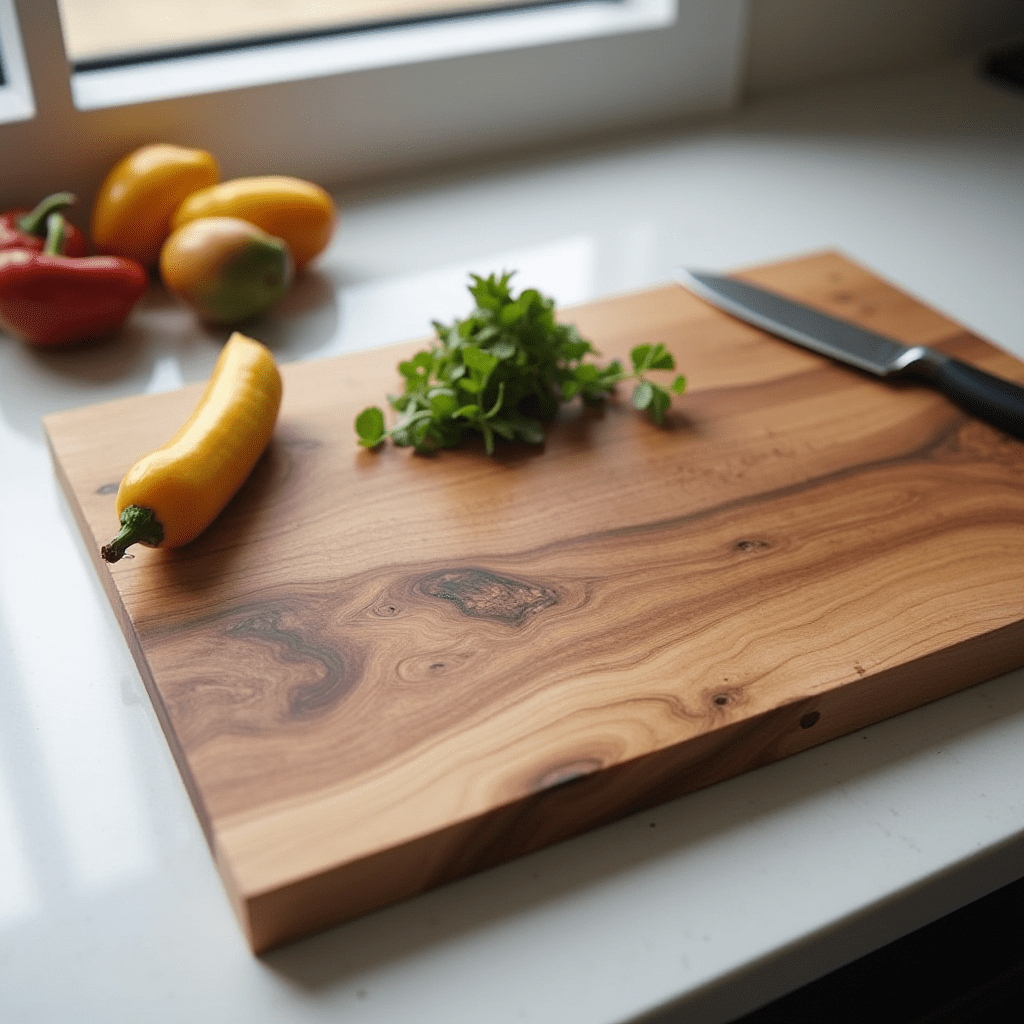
[44,251,1024,953]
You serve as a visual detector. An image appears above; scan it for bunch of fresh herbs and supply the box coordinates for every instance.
[355,272,687,454]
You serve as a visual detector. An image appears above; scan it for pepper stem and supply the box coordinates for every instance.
[43,212,67,256]
[100,505,165,563]
[17,191,77,238]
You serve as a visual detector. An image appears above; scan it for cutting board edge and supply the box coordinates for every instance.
[43,425,218,845]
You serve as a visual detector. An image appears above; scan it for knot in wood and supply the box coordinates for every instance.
[734,538,771,553]
[416,568,558,627]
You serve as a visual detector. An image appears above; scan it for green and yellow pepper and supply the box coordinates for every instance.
[160,216,294,325]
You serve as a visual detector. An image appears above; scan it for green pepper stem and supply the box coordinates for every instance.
[100,505,165,563]
[43,212,67,256]
[17,191,77,238]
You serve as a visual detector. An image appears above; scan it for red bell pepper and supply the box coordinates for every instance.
[0,213,148,347]
[0,192,88,257]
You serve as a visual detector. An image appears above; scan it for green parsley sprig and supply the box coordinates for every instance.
[355,271,686,454]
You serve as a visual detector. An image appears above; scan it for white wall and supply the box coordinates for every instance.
[744,0,1024,98]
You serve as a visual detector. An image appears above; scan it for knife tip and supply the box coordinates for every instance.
[676,268,719,293]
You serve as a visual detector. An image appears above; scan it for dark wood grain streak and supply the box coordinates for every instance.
[225,607,362,717]
[44,251,1024,953]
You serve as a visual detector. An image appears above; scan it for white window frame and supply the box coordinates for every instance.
[0,0,34,122]
[72,0,680,110]
[1,0,748,209]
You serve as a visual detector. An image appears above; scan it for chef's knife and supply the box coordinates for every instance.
[678,269,1024,441]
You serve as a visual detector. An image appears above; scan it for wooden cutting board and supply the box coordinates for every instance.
[44,251,1024,953]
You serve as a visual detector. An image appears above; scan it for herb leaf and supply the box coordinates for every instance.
[355,406,387,448]
[632,380,654,411]
[356,271,687,453]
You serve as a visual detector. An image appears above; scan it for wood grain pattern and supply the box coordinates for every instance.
[44,251,1024,953]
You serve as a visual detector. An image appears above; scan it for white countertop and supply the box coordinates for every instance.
[1,57,1022,1024]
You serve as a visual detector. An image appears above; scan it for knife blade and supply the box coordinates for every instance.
[678,268,1024,441]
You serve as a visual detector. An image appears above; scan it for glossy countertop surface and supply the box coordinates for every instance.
[1,57,1022,1023]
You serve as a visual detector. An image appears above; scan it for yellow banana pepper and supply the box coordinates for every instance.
[171,175,336,270]
[100,332,282,562]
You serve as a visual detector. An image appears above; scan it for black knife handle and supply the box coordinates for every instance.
[906,349,1024,441]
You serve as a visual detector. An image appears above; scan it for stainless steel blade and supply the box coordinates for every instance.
[679,269,916,377]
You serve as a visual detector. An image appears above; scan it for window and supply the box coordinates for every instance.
[2,0,747,208]
[69,0,686,109]
[58,0,563,64]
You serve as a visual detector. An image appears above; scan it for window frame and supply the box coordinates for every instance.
[71,0,680,110]
[1,0,749,210]
[0,0,35,122]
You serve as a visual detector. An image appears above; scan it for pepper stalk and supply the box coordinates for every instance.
[100,505,165,563]
[19,192,77,241]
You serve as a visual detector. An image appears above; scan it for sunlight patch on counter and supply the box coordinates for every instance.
[333,234,599,354]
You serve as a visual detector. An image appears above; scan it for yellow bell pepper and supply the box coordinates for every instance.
[171,175,335,270]
[91,143,220,267]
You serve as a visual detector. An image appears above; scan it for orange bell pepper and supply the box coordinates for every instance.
[91,143,219,267]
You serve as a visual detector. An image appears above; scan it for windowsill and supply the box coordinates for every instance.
[70,0,676,111]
